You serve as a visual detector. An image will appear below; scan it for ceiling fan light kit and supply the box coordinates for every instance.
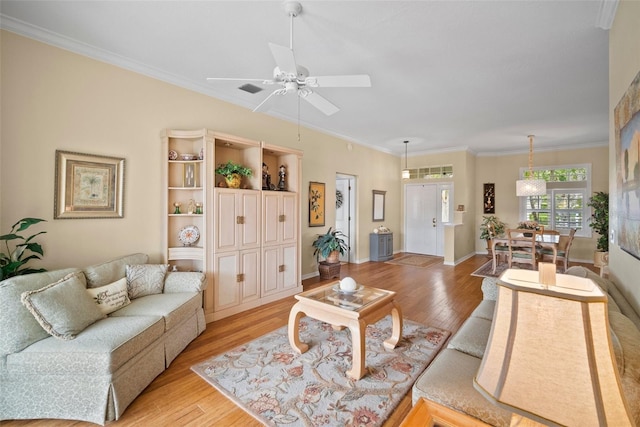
[206,1,371,116]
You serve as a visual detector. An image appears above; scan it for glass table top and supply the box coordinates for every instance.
[299,283,392,311]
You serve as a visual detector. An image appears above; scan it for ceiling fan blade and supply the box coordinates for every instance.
[301,91,340,116]
[253,88,285,113]
[206,77,275,84]
[307,75,372,88]
[269,42,298,75]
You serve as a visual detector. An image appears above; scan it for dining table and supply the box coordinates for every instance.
[490,230,560,274]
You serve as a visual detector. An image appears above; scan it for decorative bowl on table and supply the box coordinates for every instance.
[180,153,197,160]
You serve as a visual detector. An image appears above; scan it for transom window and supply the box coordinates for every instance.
[407,165,453,180]
[520,164,591,238]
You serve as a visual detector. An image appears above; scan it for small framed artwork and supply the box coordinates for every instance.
[483,183,495,214]
[372,190,386,221]
[54,150,125,219]
[309,181,325,227]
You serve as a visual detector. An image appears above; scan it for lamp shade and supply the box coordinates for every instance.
[516,178,546,196]
[474,269,632,426]
[402,169,410,179]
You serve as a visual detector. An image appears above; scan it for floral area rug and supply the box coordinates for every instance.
[191,315,450,427]
[384,254,443,268]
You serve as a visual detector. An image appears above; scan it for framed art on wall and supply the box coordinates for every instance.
[309,181,325,227]
[54,150,125,219]
[483,183,495,214]
[372,190,386,221]
[615,69,640,260]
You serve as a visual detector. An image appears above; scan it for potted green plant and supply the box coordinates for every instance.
[588,191,609,267]
[215,160,253,189]
[0,217,47,281]
[480,215,506,257]
[312,227,348,265]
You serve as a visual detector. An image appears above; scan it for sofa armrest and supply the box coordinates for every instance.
[163,272,207,293]
[481,278,498,301]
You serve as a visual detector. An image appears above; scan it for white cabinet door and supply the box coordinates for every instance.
[214,249,260,311]
[281,243,298,291]
[262,244,298,296]
[215,189,261,251]
[281,193,297,244]
[262,192,281,246]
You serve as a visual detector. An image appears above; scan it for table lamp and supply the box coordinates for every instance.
[474,269,633,426]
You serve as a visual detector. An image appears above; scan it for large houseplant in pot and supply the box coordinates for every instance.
[215,160,253,189]
[312,227,348,265]
[588,191,609,268]
[1,217,47,281]
[479,215,506,258]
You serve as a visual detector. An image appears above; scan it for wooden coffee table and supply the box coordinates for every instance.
[288,282,402,380]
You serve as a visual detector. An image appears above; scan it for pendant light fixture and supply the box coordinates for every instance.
[516,135,546,196]
[402,140,410,179]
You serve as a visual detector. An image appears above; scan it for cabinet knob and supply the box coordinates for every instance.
[279,214,286,222]
[236,216,245,225]
[236,273,244,282]
[279,265,285,272]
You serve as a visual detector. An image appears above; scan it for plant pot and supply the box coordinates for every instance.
[325,250,340,264]
[225,173,242,189]
[594,251,609,268]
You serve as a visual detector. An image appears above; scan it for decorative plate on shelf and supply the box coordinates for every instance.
[178,225,200,246]
[168,149,178,160]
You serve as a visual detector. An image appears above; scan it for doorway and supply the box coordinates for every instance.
[404,183,452,256]
[335,174,356,263]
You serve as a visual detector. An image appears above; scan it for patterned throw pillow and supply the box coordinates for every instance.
[125,264,168,299]
[20,271,106,340]
[85,277,131,314]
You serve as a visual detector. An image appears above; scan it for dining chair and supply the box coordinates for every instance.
[488,223,509,265]
[507,228,539,269]
[539,228,577,272]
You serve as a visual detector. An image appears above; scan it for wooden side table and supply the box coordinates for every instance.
[400,398,491,427]
[318,261,341,279]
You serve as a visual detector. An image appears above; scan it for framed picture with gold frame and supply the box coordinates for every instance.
[54,150,125,219]
[309,181,325,227]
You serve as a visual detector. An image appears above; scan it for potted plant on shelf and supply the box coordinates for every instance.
[1,217,47,281]
[312,227,348,265]
[215,160,253,189]
[588,191,609,268]
[480,215,506,258]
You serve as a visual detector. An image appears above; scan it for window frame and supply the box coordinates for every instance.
[519,163,592,238]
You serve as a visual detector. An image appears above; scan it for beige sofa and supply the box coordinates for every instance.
[412,266,640,426]
[0,253,207,425]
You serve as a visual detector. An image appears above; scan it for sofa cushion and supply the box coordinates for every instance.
[470,300,495,321]
[481,277,498,301]
[163,272,207,293]
[5,315,164,375]
[125,264,167,299]
[83,253,149,288]
[109,292,202,331]
[85,277,131,315]
[20,272,105,341]
[0,268,80,356]
[412,348,512,427]
[447,316,492,359]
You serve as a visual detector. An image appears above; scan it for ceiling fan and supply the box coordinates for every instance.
[206,1,371,116]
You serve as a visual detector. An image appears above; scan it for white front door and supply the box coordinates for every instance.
[405,184,439,255]
[335,174,356,262]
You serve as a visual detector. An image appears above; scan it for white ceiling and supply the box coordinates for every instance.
[0,1,612,157]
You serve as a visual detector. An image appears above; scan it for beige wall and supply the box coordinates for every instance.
[609,0,640,314]
[0,31,401,277]
[476,145,609,262]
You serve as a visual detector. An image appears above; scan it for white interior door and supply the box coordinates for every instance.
[405,184,439,255]
[336,174,356,262]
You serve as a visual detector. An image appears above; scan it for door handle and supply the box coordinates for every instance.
[432,217,437,227]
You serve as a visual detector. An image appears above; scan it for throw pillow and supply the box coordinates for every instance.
[85,277,131,314]
[126,264,168,299]
[20,271,106,340]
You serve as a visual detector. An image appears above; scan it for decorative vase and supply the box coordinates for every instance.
[325,250,340,264]
[225,173,242,189]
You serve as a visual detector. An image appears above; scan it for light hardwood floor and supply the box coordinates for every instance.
[3,254,595,427]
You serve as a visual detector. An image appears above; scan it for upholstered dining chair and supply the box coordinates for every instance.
[539,228,577,272]
[507,228,539,269]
